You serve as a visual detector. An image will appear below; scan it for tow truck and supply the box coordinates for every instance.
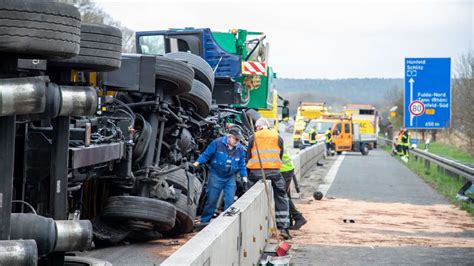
[135,28,287,116]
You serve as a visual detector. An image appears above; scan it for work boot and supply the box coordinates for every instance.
[279,228,292,240]
[289,214,307,230]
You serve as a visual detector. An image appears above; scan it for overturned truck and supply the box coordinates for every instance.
[0,1,276,265]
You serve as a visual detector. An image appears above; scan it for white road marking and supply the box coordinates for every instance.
[318,153,345,196]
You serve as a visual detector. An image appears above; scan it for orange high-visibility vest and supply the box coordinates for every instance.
[247,128,282,169]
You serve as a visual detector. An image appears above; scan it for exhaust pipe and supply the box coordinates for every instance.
[0,240,38,266]
[0,77,97,118]
[0,76,48,116]
[54,220,93,252]
[9,214,93,257]
[59,85,97,116]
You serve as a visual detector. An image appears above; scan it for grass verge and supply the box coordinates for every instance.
[425,142,474,165]
[380,143,474,216]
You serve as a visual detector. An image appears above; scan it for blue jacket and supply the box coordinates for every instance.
[197,136,248,178]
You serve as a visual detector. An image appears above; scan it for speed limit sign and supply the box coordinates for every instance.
[409,100,425,116]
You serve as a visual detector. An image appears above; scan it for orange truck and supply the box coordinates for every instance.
[332,118,372,156]
[343,104,379,148]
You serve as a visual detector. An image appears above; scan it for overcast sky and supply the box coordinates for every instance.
[94,0,472,79]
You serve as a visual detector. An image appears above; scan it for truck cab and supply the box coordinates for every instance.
[300,113,342,146]
[292,102,328,148]
[332,118,370,155]
[135,28,275,111]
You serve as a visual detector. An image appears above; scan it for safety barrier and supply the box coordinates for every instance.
[293,142,326,181]
[378,137,473,181]
[162,142,325,265]
[161,181,273,266]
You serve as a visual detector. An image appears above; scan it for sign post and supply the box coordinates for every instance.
[404,58,451,129]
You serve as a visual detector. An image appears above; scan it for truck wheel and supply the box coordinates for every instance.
[361,144,369,155]
[180,79,212,117]
[0,0,81,59]
[164,166,203,196]
[48,23,122,71]
[336,151,342,155]
[102,196,176,232]
[165,52,214,91]
[155,56,194,96]
[164,193,197,236]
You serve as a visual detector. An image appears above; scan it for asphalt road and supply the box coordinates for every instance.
[291,149,474,265]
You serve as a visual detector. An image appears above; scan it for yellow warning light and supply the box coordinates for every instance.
[426,109,435,115]
[102,107,107,112]
[230,28,238,34]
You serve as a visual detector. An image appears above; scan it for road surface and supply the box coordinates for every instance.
[290,149,474,265]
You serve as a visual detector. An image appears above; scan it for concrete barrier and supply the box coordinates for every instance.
[293,142,325,181]
[162,142,325,265]
[161,181,272,266]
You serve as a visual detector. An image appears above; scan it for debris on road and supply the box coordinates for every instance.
[292,198,474,247]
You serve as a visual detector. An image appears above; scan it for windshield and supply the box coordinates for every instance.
[305,121,334,134]
[138,35,165,55]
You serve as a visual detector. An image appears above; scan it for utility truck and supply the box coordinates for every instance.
[343,104,379,148]
[332,118,372,155]
[300,113,343,146]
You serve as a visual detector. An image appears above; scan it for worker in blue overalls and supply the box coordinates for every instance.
[193,128,248,224]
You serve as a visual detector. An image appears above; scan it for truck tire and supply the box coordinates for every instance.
[165,52,214,91]
[164,167,202,195]
[361,144,369,156]
[336,151,342,155]
[48,23,122,71]
[155,56,194,96]
[180,79,212,117]
[102,196,176,232]
[0,0,81,59]
[164,194,197,236]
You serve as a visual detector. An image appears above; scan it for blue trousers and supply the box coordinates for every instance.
[200,172,236,223]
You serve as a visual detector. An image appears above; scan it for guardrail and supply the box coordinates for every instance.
[378,137,474,181]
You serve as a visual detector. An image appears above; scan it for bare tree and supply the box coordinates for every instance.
[59,0,136,53]
[452,52,474,151]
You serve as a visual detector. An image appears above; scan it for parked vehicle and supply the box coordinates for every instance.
[300,113,343,146]
[343,104,379,149]
[292,102,328,148]
[332,118,372,155]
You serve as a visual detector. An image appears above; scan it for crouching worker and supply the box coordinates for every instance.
[193,128,248,224]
